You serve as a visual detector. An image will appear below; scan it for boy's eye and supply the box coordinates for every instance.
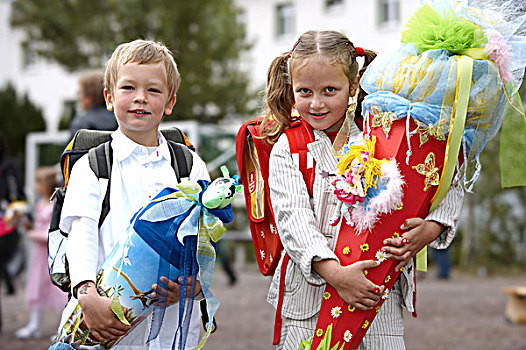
[121,85,134,90]
[149,88,161,93]
[325,86,336,93]
[298,88,311,94]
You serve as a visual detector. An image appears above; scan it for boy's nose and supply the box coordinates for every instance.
[133,92,147,103]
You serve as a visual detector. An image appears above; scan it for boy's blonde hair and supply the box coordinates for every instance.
[104,39,180,101]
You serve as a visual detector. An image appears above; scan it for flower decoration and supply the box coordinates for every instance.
[360,243,370,252]
[362,320,370,329]
[342,246,351,255]
[384,275,391,283]
[343,330,353,342]
[316,328,324,337]
[331,307,342,319]
[348,305,356,312]
[323,292,331,300]
[484,29,512,82]
[259,249,265,260]
[376,306,381,313]
[382,288,390,300]
[375,250,387,262]
[392,232,400,239]
[363,270,368,276]
[396,203,403,210]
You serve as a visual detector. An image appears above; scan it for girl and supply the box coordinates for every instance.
[16,166,68,339]
[261,30,462,349]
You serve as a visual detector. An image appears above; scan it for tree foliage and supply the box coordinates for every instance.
[11,0,255,123]
[0,83,46,170]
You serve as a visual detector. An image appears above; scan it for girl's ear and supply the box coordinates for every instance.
[104,88,114,111]
[349,76,360,97]
[164,94,177,115]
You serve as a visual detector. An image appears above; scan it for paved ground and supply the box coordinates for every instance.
[1,257,525,350]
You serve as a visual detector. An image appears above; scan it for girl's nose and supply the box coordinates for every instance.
[310,95,324,109]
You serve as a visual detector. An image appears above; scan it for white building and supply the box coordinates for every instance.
[1,0,421,131]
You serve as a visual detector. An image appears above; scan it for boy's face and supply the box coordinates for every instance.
[104,62,176,145]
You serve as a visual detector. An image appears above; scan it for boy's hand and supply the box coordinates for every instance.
[77,281,131,342]
[151,276,202,306]
[382,218,444,271]
[313,259,383,311]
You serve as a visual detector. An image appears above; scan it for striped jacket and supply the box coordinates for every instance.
[267,122,463,320]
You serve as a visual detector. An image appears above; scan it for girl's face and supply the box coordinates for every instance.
[292,57,357,132]
[104,62,176,146]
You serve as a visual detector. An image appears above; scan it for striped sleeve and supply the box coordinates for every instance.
[425,183,464,249]
[269,134,338,285]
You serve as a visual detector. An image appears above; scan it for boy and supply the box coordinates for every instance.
[59,39,209,349]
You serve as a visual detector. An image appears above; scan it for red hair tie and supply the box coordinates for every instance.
[355,47,365,57]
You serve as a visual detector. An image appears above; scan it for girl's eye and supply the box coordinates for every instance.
[298,88,311,94]
[121,85,134,90]
[325,86,336,93]
[149,88,161,93]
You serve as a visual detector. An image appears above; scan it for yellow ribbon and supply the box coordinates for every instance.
[416,55,473,272]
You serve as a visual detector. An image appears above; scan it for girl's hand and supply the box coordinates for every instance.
[313,259,384,311]
[382,218,444,272]
[151,276,202,306]
[77,282,130,342]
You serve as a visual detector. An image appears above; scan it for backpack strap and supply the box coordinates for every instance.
[285,119,316,197]
[167,140,193,182]
[88,141,113,228]
[161,127,196,152]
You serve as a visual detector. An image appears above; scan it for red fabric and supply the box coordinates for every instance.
[311,115,452,349]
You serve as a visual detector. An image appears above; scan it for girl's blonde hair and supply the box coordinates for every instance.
[261,30,376,144]
[104,39,180,101]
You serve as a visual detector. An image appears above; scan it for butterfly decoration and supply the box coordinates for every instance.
[371,105,397,139]
[412,152,440,191]
[415,120,446,146]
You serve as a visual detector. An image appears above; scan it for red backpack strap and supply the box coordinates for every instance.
[285,119,316,196]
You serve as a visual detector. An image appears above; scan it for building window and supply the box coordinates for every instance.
[326,0,344,8]
[378,0,399,26]
[276,3,294,37]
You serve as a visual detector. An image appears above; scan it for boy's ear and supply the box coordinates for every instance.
[164,94,177,115]
[104,88,114,111]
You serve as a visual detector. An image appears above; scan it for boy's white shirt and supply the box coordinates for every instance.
[59,128,210,349]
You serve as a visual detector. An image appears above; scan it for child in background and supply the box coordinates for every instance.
[58,39,210,349]
[261,30,463,349]
[15,166,68,339]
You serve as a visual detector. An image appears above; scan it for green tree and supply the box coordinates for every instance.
[11,0,255,123]
[0,83,46,170]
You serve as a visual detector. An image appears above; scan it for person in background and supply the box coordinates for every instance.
[15,166,68,339]
[69,70,118,138]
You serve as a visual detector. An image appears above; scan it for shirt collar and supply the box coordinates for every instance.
[111,128,171,163]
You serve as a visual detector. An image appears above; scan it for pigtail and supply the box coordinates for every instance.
[260,52,295,144]
[356,49,377,118]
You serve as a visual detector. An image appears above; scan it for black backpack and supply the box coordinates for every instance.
[47,128,194,293]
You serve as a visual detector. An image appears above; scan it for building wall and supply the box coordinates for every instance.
[0,1,78,132]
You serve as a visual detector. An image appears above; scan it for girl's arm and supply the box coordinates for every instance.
[269,135,382,310]
[382,183,464,270]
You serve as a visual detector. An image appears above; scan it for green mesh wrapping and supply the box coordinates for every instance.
[401,4,485,54]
